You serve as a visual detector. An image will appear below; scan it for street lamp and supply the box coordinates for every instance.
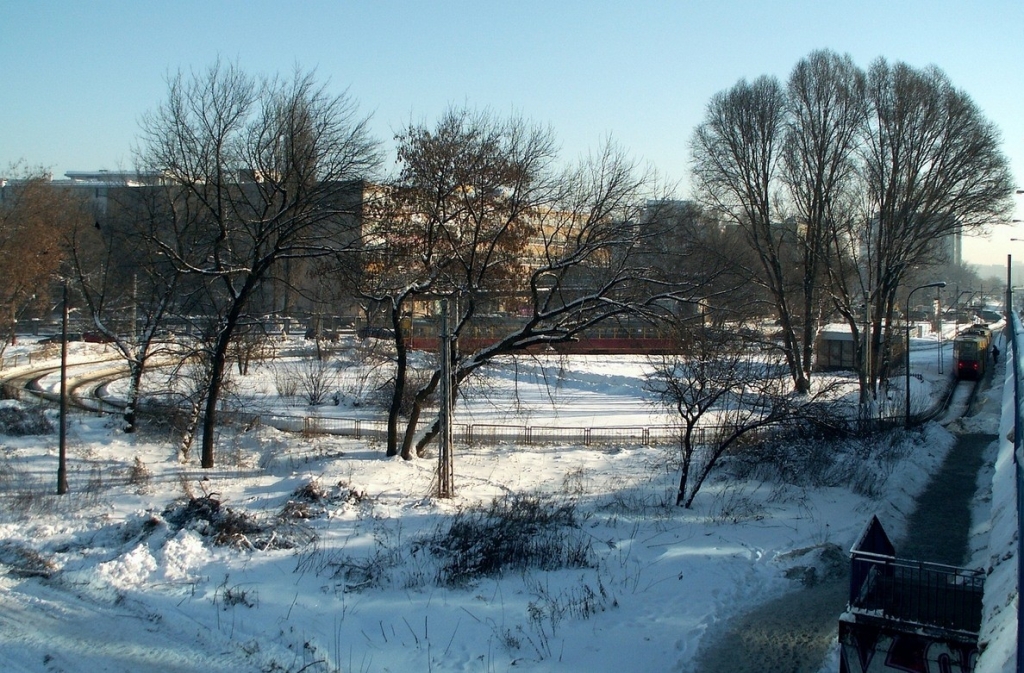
[906,281,947,428]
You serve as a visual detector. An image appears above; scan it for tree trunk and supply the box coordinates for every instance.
[200,324,235,469]
[386,303,407,457]
[401,375,438,460]
[123,359,145,433]
[200,352,226,469]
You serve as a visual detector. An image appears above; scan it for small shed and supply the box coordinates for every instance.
[815,327,857,372]
[815,324,906,373]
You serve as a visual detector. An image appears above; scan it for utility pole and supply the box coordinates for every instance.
[863,289,874,417]
[1007,254,1012,323]
[57,280,69,495]
[436,298,454,498]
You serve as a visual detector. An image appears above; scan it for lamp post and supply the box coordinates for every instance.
[57,280,69,495]
[906,281,947,428]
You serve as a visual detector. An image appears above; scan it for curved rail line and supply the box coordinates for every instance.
[3,355,987,451]
[1,359,127,415]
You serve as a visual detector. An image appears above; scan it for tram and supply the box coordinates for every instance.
[953,324,993,381]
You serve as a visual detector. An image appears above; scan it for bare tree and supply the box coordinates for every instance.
[780,51,869,401]
[348,107,559,458]
[691,76,818,393]
[403,142,719,458]
[66,180,187,432]
[298,354,338,406]
[0,168,88,353]
[136,60,381,467]
[854,58,1014,392]
[692,52,1014,406]
[646,325,834,508]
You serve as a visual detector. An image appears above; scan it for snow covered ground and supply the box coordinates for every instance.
[0,328,1015,672]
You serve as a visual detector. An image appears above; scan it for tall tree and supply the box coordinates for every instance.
[66,181,185,432]
[137,61,381,467]
[855,58,1013,395]
[781,51,868,400]
[403,142,717,458]
[354,107,559,458]
[0,169,88,353]
[692,53,1014,404]
[691,76,815,392]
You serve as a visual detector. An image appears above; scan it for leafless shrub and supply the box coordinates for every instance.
[293,517,404,592]
[177,472,196,500]
[731,436,845,487]
[217,435,258,470]
[730,427,911,501]
[705,487,767,525]
[299,356,339,406]
[229,328,277,376]
[280,479,367,521]
[0,541,58,578]
[601,487,675,518]
[81,465,106,505]
[561,467,589,496]
[428,493,594,586]
[127,456,152,494]
[164,492,316,551]
[0,405,53,435]
[0,458,17,493]
[0,465,107,520]
[371,367,433,416]
[521,575,614,658]
[272,364,300,399]
[215,575,259,609]
[0,383,21,400]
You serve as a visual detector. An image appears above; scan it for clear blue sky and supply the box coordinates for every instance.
[2,0,1022,266]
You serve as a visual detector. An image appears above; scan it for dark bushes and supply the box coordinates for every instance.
[428,493,594,586]
[0,405,52,435]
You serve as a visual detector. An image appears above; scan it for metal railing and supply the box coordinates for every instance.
[292,415,687,447]
[0,350,56,371]
[287,416,787,450]
[849,549,985,634]
[1009,310,1024,673]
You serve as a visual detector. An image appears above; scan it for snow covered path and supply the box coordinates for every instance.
[0,573,260,673]
[691,361,1003,673]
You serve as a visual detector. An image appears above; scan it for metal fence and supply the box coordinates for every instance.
[1010,310,1024,672]
[287,416,688,447]
[0,360,708,450]
[286,417,781,449]
[0,350,54,371]
[850,549,985,633]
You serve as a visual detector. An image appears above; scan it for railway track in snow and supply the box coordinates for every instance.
[934,378,982,427]
[0,359,128,415]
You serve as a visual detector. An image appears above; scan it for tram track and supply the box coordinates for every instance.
[0,358,128,414]
[930,377,982,426]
